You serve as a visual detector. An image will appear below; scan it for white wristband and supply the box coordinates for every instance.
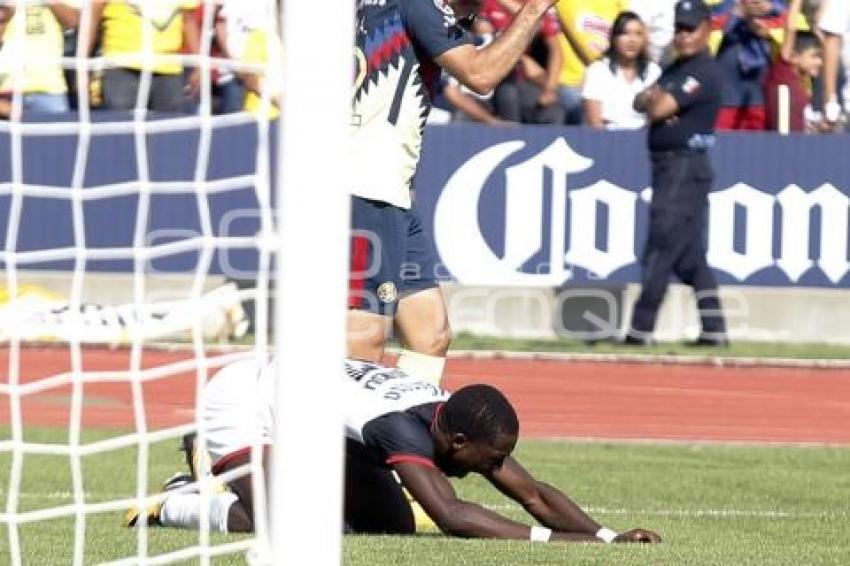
[529,525,553,543]
[596,527,618,543]
[825,101,842,123]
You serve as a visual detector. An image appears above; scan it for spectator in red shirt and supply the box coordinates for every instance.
[714,0,788,131]
[482,0,566,124]
[764,0,824,133]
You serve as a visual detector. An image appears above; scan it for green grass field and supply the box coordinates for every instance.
[1,428,848,565]
[447,333,850,360]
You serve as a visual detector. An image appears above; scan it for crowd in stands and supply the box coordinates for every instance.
[0,1,846,133]
[0,1,282,119]
[429,0,850,134]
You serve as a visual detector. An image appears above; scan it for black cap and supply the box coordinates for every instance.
[675,0,711,29]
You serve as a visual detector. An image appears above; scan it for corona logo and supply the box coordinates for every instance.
[434,138,637,286]
[432,137,850,286]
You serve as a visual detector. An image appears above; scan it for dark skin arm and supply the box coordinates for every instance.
[487,456,601,534]
[487,456,660,543]
[395,457,660,543]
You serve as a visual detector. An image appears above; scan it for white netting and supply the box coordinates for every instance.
[0,1,287,563]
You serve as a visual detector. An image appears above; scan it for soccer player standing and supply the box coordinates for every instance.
[348,0,560,386]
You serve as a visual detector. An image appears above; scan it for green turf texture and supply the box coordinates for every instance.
[1,428,847,565]
[236,333,850,360]
[447,332,850,360]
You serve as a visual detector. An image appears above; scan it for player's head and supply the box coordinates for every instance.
[673,0,712,57]
[433,384,519,478]
[791,31,823,79]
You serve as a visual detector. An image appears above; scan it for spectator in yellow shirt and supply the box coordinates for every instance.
[238,26,282,119]
[86,1,200,113]
[553,0,627,124]
[0,2,80,115]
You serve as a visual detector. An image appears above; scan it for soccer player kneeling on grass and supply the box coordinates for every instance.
[128,359,661,543]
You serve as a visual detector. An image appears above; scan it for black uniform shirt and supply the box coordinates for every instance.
[648,50,722,152]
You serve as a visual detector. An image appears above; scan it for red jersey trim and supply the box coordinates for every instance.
[430,402,444,435]
[386,454,437,468]
[211,446,264,475]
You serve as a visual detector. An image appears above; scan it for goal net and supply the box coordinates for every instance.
[0,1,350,564]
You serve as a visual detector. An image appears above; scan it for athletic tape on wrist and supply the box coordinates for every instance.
[529,525,552,542]
[596,527,618,543]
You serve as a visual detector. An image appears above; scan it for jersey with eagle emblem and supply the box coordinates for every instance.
[351,0,472,209]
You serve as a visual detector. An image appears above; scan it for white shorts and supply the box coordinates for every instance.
[200,357,274,468]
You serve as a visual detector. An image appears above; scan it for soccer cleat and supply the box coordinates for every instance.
[125,472,192,527]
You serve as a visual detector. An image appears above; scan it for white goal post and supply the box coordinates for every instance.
[272,0,352,565]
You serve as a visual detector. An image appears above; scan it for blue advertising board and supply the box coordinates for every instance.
[2,120,849,287]
[416,125,850,288]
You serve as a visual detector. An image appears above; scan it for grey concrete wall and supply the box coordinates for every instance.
[442,283,850,344]
[10,271,850,344]
[9,271,229,304]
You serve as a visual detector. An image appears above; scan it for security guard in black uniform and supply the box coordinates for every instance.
[625,0,728,346]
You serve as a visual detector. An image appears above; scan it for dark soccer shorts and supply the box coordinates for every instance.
[348,196,440,316]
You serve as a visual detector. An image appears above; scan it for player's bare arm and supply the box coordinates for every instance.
[394,461,593,540]
[436,0,558,95]
[821,32,843,125]
[395,459,660,542]
[487,456,662,543]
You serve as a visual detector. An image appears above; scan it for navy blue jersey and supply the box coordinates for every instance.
[351,0,472,208]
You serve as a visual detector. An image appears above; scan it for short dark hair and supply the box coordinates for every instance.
[441,384,519,443]
[793,31,821,55]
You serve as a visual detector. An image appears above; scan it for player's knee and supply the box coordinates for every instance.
[347,312,391,361]
[406,324,451,357]
[347,333,386,362]
[433,325,452,356]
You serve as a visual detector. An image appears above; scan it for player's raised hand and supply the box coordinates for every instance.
[614,528,662,543]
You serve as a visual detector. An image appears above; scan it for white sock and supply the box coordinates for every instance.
[159,491,238,533]
[397,349,445,387]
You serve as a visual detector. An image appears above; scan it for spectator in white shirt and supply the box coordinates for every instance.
[582,10,661,130]
[818,0,850,127]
